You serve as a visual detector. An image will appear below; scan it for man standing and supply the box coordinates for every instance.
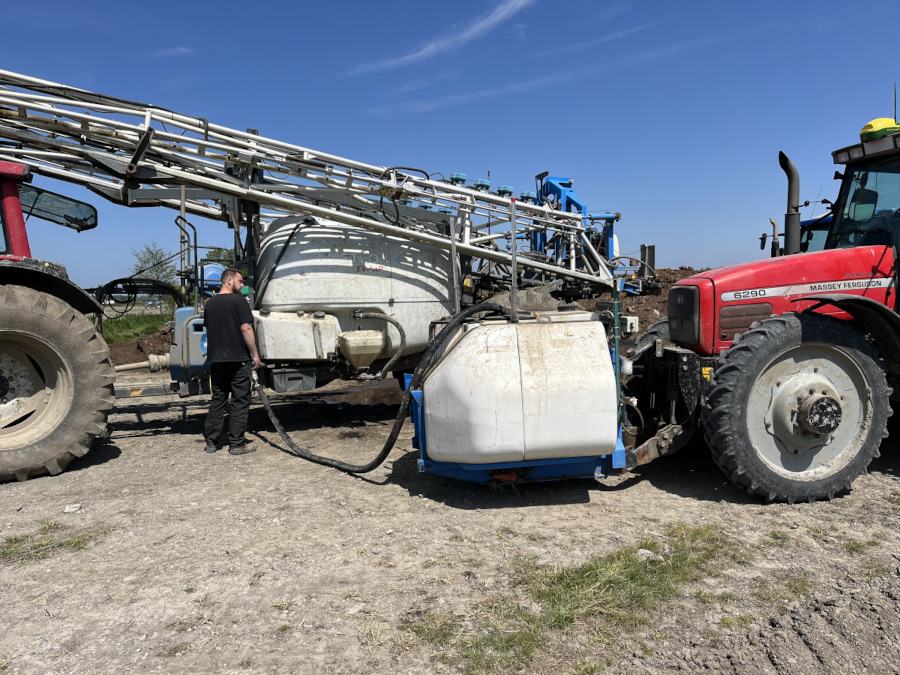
[203,268,261,455]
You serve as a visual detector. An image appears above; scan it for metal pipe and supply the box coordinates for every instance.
[114,353,170,372]
[179,184,187,298]
[509,198,518,323]
[450,217,460,314]
[174,213,199,312]
[779,151,801,256]
[114,362,150,373]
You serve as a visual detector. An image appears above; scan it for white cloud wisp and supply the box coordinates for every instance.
[347,0,538,76]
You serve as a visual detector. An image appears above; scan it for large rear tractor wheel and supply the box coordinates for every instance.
[703,313,890,502]
[0,285,115,481]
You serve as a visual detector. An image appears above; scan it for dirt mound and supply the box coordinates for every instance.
[107,327,172,366]
[577,266,700,332]
[620,266,698,331]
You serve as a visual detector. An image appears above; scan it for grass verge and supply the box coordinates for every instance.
[1,521,98,566]
[102,314,169,343]
[406,523,748,674]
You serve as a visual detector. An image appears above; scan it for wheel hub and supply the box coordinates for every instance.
[798,394,842,435]
[0,374,8,400]
[765,371,842,452]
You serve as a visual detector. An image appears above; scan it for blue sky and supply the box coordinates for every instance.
[3,0,899,288]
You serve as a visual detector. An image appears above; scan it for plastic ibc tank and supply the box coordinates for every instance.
[422,317,618,464]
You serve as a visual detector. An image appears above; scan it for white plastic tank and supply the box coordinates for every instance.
[422,314,619,464]
[254,216,454,361]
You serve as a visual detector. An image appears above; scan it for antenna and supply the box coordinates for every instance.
[895,83,898,124]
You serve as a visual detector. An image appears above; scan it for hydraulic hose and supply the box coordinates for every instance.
[353,310,407,379]
[254,217,311,308]
[253,302,507,474]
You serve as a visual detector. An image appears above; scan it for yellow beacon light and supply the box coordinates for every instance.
[860,118,900,142]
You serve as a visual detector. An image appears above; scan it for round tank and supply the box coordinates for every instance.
[255,216,454,356]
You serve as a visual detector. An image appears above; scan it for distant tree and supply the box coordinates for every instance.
[201,247,235,266]
[130,241,177,285]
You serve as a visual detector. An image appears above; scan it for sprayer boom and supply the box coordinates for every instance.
[0,69,615,289]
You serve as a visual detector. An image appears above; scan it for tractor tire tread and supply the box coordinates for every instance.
[0,285,115,482]
[702,312,891,502]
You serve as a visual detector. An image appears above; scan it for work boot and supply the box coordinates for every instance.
[229,441,257,456]
[205,438,219,453]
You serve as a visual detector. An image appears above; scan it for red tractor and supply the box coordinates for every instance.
[0,161,115,480]
[631,118,900,502]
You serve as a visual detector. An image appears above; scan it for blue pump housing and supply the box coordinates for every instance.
[169,306,210,381]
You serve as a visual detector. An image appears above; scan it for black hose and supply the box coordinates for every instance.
[254,217,311,309]
[253,302,507,474]
[353,310,407,379]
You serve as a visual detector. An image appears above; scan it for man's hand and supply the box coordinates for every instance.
[251,354,261,371]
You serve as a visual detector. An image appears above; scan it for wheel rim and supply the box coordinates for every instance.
[0,332,73,448]
[747,341,871,481]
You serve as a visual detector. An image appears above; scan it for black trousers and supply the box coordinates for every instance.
[204,360,253,447]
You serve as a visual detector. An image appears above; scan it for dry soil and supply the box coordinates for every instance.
[2,271,900,674]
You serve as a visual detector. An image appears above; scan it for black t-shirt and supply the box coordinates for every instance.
[204,293,254,363]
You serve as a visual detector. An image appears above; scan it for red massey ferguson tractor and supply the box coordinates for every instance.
[629,117,900,502]
[0,161,115,481]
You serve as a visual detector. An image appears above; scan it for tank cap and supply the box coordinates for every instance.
[497,185,514,197]
[450,172,467,184]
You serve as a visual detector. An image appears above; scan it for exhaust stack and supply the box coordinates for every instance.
[779,151,801,256]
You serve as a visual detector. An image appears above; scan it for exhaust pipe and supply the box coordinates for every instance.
[779,151,801,256]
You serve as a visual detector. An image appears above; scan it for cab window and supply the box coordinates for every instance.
[827,158,900,249]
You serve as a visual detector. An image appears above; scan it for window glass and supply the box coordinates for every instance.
[827,158,900,248]
[0,200,8,254]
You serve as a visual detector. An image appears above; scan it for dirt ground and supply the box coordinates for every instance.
[2,271,900,674]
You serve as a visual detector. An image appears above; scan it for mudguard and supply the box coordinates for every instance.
[0,258,102,315]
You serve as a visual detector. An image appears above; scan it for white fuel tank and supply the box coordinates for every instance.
[255,216,454,361]
[422,314,619,464]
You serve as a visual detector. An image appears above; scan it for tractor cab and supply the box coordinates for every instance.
[0,160,98,260]
[827,118,900,250]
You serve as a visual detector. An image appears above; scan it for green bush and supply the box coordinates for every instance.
[102,314,170,343]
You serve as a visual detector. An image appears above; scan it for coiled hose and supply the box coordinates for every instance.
[253,302,507,474]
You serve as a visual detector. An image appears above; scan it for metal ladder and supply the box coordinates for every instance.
[0,69,618,290]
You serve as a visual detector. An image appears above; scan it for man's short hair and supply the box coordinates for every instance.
[221,268,242,285]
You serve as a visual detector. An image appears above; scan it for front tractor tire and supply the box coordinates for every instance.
[0,285,115,481]
[702,312,890,502]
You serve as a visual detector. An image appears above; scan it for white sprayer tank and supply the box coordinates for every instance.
[422,313,619,464]
[253,216,454,368]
